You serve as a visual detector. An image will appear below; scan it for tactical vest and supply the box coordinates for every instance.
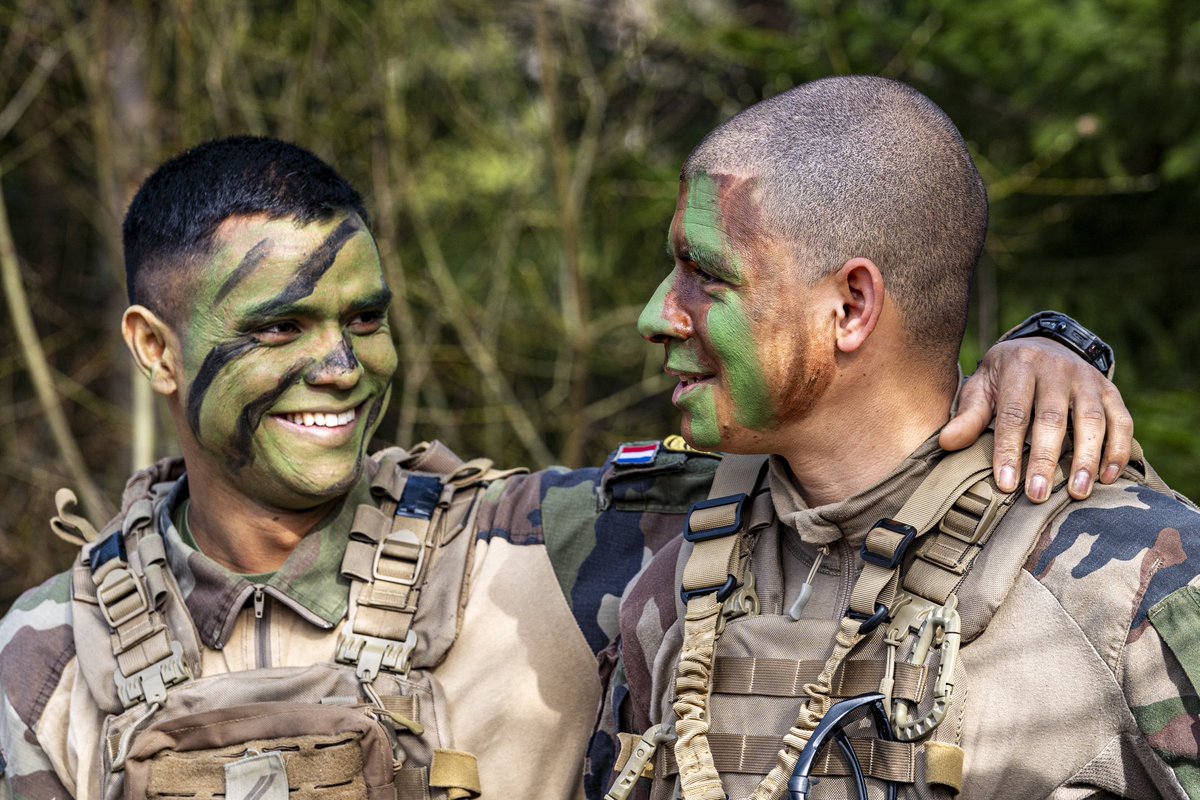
[607,435,1180,800]
[59,442,526,800]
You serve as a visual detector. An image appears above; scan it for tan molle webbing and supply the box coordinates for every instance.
[671,434,1018,800]
[673,455,770,800]
[656,733,915,783]
[83,533,191,709]
[430,749,482,799]
[712,657,928,703]
[338,447,471,678]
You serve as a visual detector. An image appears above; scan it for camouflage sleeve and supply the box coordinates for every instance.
[0,573,78,799]
[586,534,686,800]
[475,442,717,656]
[1028,480,1200,797]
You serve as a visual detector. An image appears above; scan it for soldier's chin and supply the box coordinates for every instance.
[242,458,363,511]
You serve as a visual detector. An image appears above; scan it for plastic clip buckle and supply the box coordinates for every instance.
[337,630,418,681]
[116,640,191,707]
[861,519,917,570]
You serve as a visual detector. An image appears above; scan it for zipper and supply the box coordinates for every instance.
[253,586,272,668]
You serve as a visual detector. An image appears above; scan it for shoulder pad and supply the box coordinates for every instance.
[603,438,721,514]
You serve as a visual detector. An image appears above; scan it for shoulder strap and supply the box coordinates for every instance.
[336,442,527,682]
[70,475,201,714]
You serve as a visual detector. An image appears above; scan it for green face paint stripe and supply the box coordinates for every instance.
[707,292,774,430]
[187,337,260,438]
[637,271,677,337]
[682,387,721,448]
[229,359,315,469]
[271,216,361,308]
[683,174,742,282]
[214,238,273,305]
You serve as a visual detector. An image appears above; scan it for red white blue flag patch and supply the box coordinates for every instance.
[613,442,660,466]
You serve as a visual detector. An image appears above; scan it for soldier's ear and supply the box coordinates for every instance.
[832,257,884,354]
[122,305,183,396]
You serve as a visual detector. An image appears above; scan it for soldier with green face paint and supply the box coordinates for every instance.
[0,134,1141,800]
[602,77,1199,800]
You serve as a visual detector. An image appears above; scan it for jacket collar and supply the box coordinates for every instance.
[155,469,372,649]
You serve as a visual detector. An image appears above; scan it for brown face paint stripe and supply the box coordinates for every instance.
[187,338,261,439]
[229,359,315,469]
[270,216,361,309]
[214,238,273,305]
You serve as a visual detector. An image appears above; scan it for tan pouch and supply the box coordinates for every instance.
[122,702,399,800]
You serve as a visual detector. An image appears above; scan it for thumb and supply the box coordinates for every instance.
[939,376,992,451]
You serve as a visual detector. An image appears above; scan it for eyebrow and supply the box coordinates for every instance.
[239,286,393,327]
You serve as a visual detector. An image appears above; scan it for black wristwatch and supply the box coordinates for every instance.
[1000,311,1115,377]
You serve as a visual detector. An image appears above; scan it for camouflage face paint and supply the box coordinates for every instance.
[176,213,397,509]
[639,172,830,452]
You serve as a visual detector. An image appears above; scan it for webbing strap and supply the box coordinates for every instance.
[430,748,482,799]
[339,445,517,682]
[712,657,927,702]
[89,532,191,708]
[657,732,916,783]
[673,456,769,800]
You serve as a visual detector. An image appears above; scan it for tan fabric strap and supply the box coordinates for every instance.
[712,657,927,703]
[658,732,916,783]
[673,456,770,800]
[430,748,482,799]
[924,740,965,793]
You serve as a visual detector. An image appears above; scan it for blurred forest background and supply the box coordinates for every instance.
[1,0,1198,609]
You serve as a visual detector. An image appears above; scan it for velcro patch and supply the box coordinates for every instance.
[614,443,660,467]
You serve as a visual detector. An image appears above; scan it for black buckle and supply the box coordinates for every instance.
[89,531,127,574]
[680,575,737,604]
[684,495,747,542]
[849,602,889,635]
[860,518,917,570]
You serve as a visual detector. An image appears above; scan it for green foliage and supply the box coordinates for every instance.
[1,0,1197,609]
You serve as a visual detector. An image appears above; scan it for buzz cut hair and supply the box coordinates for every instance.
[684,76,988,368]
[122,135,370,326]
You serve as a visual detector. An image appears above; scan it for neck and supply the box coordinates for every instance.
[774,367,956,507]
[183,466,339,575]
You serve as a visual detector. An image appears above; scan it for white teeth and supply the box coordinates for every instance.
[284,408,357,427]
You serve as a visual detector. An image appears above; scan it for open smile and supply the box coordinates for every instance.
[268,400,367,443]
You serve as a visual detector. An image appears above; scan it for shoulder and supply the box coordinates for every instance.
[1025,479,1200,641]
[0,570,77,740]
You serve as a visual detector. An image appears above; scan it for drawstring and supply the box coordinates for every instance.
[788,545,828,620]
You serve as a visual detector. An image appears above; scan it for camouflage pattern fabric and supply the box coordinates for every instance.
[599,438,1200,800]
[0,441,719,800]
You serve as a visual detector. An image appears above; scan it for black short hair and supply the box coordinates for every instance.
[685,76,988,371]
[122,136,370,325]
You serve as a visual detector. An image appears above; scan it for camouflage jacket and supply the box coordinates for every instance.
[599,435,1200,799]
[0,441,719,800]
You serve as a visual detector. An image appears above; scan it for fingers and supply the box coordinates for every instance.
[987,355,1036,496]
[939,371,994,452]
[1098,384,1134,483]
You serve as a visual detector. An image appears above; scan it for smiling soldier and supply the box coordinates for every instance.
[600,77,1200,800]
[0,136,1143,800]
